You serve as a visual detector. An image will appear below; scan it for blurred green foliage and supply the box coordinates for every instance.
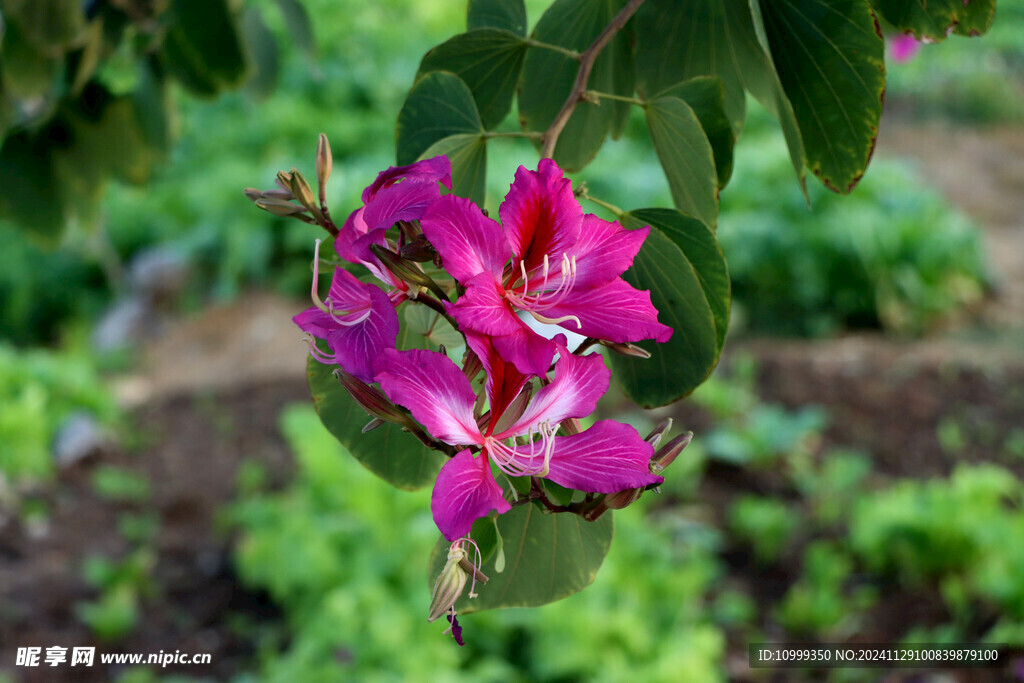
[0,342,118,483]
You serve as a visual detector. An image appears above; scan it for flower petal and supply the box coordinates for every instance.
[421,195,511,283]
[545,278,673,344]
[491,325,555,378]
[362,178,443,232]
[362,155,452,203]
[294,268,399,383]
[431,449,511,542]
[499,350,608,437]
[541,420,663,493]
[447,272,522,337]
[567,215,649,289]
[464,331,531,427]
[499,159,582,274]
[374,348,482,446]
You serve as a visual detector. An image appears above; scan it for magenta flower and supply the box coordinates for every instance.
[335,156,451,303]
[294,240,399,382]
[888,34,921,63]
[421,159,671,375]
[374,336,663,541]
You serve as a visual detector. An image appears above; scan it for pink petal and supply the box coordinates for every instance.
[447,273,522,337]
[432,449,511,541]
[500,350,609,437]
[541,420,663,493]
[362,156,452,203]
[293,268,399,383]
[889,34,921,63]
[374,348,482,446]
[464,332,531,427]
[499,159,582,275]
[421,195,512,283]
[362,179,443,232]
[545,278,673,344]
[491,324,555,378]
[567,215,649,289]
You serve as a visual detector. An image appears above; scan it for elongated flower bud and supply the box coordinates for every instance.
[334,369,412,426]
[316,133,332,206]
[652,431,692,473]
[369,244,448,300]
[600,340,652,359]
[428,545,469,623]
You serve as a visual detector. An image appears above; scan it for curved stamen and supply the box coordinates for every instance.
[484,421,559,478]
[452,536,484,599]
[309,238,374,326]
[504,253,579,314]
[301,332,337,364]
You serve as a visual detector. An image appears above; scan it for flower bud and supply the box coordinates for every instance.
[334,369,412,426]
[287,168,325,223]
[651,431,692,473]
[399,238,437,262]
[599,340,652,359]
[428,546,469,623]
[255,197,307,217]
[368,244,448,300]
[644,418,673,450]
[316,133,332,205]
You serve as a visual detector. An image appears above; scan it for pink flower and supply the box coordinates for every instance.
[294,240,399,382]
[421,159,672,375]
[889,34,921,63]
[374,336,663,541]
[335,156,452,302]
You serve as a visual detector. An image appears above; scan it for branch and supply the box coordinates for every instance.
[539,0,646,159]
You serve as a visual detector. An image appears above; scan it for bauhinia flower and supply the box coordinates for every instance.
[421,158,672,375]
[335,156,451,303]
[294,239,399,382]
[374,334,663,541]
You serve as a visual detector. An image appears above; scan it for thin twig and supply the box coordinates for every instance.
[539,0,646,159]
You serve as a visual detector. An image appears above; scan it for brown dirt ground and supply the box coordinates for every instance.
[1,121,1023,681]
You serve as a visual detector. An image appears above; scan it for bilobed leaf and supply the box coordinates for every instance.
[518,0,635,171]
[396,71,483,166]
[403,305,465,359]
[757,0,885,193]
[274,0,317,56]
[625,208,730,355]
[871,0,996,40]
[417,29,528,129]
[308,356,446,491]
[428,504,613,612]
[656,77,735,188]
[645,96,719,229]
[613,215,719,407]
[468,0,528,37]
[419,133,488,206]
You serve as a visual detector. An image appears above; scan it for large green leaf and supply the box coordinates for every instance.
[161,0,249,96]
[417,29,528,129]
[626,208,730,355]
[634,0,807,195]
[419,133,488,206]
[0,20,61,99]
[307,356,446,491]
[871,0,996,40]
[518,0,635,171]
[757,0,885,193]
[644,96,719,229]
[428,504,613,612]
[468,0,528,38]
[613,214,719,407]
[656,78,736,189]
[2,0,86,53]
[396,71,483,166]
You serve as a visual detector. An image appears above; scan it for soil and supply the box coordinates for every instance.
[1,121,1023,681]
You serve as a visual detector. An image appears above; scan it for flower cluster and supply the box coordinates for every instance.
[279,149,676,635]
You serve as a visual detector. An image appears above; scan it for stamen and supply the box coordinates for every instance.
[503,253,580,315]
[529,310,583,329]
[484,421,560,478]
[308,239,373,326]
[301,333,337,364]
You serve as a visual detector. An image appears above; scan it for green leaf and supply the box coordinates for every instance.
[274,0,317,57]
[625,208,729,355]
[871,0,995,40]
[656,77,735,188]
[419,133,488,206]
[518,0,635,171]
[613,214,719,407]
[130,58,173,161]
[307,356,446,491]
[161,0,249,95]
[2,0,86,53]
[428,504,613,612]
[396,71,483,166]
[418,29,527,130]
[0,20,61,99]
[644,96,719,229]
[403,305,465,359]
[468,0,528,38]
[0,132,65,240]
[241,6,281,101]
[758,0,885,193]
